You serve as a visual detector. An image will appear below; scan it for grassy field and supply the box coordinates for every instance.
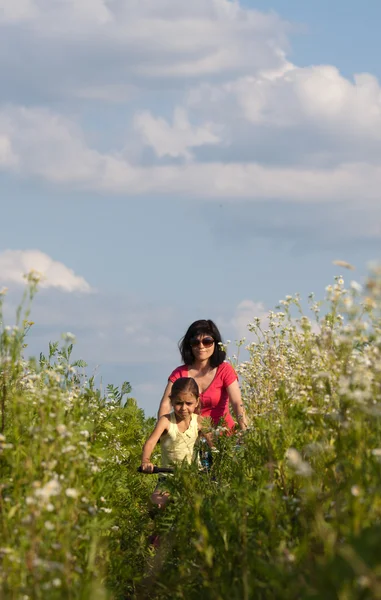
[1,267,381,599]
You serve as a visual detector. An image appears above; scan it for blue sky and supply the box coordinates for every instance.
[1,0,380,415]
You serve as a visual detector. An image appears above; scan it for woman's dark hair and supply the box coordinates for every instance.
[170,377,199,400]
[179,319,226,368]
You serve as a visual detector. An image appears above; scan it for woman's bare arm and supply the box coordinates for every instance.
[157,380,173,418]
[227,380,248,430]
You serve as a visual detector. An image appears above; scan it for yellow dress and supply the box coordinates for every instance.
[160,413,199,467]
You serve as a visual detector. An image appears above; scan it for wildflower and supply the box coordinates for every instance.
[25,270,43,284]
[285,448,312,477]
[65,488,78,499]
[61,444,76,453]
[56,424,68,436]
[44,521,55,531]
[52,579,62,588]
[62,332,76,343]
[351,485,361,497]
[80,430,90,438]
[357,576,370,588]
[111,525,120,531]
[35,479,61,503]
[350,281,362,293]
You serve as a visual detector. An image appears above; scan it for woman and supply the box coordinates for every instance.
[158,319,247,432]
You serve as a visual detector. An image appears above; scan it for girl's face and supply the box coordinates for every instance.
[171,391,199,420]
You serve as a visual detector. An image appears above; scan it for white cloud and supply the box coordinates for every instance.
[1,103,381,203]
[0,107,101,182]
[0,0,36,22]
[0,1,288,104]
[185,64,381,166]
[0,135,18,167]
[134,107,220,159]
[230,300,268,340]
[0,250,92,293]
[0,1,380,213]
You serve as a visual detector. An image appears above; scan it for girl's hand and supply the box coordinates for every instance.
[141,461,155,473]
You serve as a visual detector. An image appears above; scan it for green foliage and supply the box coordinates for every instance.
[2,268,381,598]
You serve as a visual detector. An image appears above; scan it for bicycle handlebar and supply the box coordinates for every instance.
[137,466,174,474]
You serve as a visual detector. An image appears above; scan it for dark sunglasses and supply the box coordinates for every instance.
[190,337,215,348]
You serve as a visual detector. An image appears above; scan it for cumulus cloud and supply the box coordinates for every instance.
[229,300,268,340]
[0,0,380,215]
[0,250,92,292]
[0,0,288,103]
[1,104,381,203]
[0,134,18,167]
[134,108,220,160]
[185,64,381,166]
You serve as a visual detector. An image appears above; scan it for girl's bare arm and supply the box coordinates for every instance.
[141,416,169,472]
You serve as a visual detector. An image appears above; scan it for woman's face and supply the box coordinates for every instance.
[190,334,215,362]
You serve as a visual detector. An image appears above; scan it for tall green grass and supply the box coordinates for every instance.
[1,267,381,598]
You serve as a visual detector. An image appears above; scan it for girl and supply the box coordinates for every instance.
[141,377,209,507]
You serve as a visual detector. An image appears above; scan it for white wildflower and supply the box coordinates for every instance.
[61,445,76,453]
[350,281,362,293]
[351,485,361,497]
[371,448,381,456]
[35,479,61,503]
[62,332,76,343]
[44,521,55,531]
[357,576,370,588]
[56,424,68,436]
[25,270,43,284]
[65,488,78,499]
[286,448,312,477]
[52,579,62,588]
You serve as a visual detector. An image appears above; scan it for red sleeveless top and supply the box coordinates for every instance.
[169,362,238,430]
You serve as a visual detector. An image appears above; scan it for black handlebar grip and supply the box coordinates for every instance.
[137,466,174,474]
